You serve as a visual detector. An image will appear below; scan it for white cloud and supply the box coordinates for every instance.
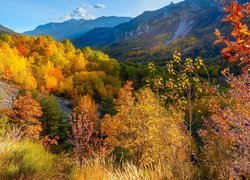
[57,3,106,22]
[72,7,94,19]
[58,14,72,21]
[82,3,93,9]
[93,4,106,9]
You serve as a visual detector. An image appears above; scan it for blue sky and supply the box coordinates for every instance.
[0,0,182,33]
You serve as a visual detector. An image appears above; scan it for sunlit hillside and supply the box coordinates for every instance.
[0,0,249,179]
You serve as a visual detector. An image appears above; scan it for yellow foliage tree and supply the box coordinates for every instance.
[0,34,120,98]
[0,42,37,89]
[148,52,205,133]
[102,82,194,176]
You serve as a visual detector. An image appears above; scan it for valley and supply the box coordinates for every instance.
[0,0,249,179]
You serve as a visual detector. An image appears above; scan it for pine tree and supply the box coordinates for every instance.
[99,97,117,118]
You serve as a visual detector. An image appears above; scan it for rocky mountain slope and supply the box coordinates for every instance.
[23,16,132,41]
[74,0,248,63]
[75,0,221,46]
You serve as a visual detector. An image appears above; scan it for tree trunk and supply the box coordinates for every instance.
[188,88,193,134]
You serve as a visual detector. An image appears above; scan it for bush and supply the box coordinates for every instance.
[0,116,11,136]
[0,140,73,179]
[0,140,54,179]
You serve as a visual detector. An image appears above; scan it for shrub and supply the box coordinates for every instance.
[0,140,73,179]
[0,140,55,179]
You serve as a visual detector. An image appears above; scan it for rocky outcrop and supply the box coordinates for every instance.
[0,81,73,116]
[166,19,194,45]
[0,81,19,110]
[56,97,72,115]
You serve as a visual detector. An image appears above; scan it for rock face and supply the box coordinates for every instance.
[0,81,19,110]
[0,81,73,116]
[56,97,72,115]
[23,16,132,41]
[166,19,194,45]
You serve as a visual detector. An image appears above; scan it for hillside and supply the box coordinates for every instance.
[23,16,132,41]
[0,25,16,34]
[0,1,249,179]
[74,0,248,63]
[0,35,121,99]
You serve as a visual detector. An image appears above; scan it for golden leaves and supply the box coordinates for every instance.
[102,82,192,166]
[149,52,205,111]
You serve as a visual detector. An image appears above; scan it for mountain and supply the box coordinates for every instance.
[23,16,132,41]
[0,25,16,34]
[74,0,248,63]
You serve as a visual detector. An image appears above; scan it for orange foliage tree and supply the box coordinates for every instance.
[215,0,250,65]
[69,94,100,166]
[200,72,250,179]
[9,93,43,140]
[200,1,250,178]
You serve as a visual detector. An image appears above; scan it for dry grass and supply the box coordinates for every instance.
[71,158,111,180]
[0,139,195,180]
[72,157,195,180]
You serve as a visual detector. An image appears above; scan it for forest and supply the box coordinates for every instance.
[0,1,249,179]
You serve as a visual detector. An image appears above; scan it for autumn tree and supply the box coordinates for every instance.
[200,1,250,178]
[214,0,250,66]
[83,47,120,77]
[148,52,205,134]
[9,92,43,140]
[0,42,37,89]
[102,82,194,176]
[44,62,64,92]
[0,35,121,98]
[69,94,99,166]
[200,72,250,179]
[72,71,120,98]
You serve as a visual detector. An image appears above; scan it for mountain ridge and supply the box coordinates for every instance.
[0,25,16,34]
[74,0,223,46]
[73,0,248,63]
[23,16,132,41]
